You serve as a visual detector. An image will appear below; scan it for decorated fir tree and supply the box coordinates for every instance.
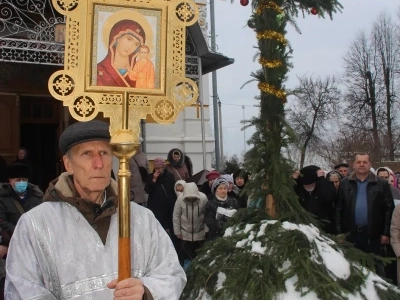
[182,0,400,299]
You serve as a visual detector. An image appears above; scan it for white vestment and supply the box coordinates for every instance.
[5,201,186,299]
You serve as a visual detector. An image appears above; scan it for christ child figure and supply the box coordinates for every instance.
[129,45,155,89]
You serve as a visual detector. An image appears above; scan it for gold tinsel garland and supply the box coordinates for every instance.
[255,0,286,102]
[258,82,287,103]
[257,30,287,46]
[256,1,283,15]
[259,57,283,68]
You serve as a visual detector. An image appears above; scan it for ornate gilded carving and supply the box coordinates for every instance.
[48,0,199,137]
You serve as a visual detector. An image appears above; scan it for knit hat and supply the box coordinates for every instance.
[221,174,234,184]
[326,170,343,180]
[59,120,111,155]
[153,157,166,168]
[211,177,229,194]
[206,170,220,181]
[299,165,320,185]
[8,163,30,179]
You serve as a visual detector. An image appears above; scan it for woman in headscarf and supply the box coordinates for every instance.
[97,19,146,87]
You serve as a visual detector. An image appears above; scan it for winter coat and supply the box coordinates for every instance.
[200,181,213,200]
[173,182,207,241]
[129,148,150,204]
[391,205,400,257]
[145,169,176,230]
[294,176,337,233]
[335,171,394,239]
[166,149,193,182]
[390,205,400,285]
[0,183,43,246]
[235,186,248,208]
[205,196,239,240]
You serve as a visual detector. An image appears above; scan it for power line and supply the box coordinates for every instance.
[219,102,255,107]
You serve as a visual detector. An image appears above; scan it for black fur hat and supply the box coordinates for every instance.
[299,165,320,185]
[7,162,30,179]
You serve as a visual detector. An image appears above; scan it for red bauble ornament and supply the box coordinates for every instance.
[310,7,318,15]
[240,0,249,6]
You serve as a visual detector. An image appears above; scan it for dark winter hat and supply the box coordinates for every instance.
[211,177,229,194]
[206,170,220,181]
[299,165,320,185]
[233,169,249,183]
[59,120,111,155]
[7,163,30,179]
[334,163,349,170]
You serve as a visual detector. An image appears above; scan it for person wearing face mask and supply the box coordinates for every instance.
[174,180,186,198]
[173,182,207,269]
[293,165,337,234]
[0,162,43,297]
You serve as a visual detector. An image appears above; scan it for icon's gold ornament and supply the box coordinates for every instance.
[49,0,198,282]
[49,0,199,137]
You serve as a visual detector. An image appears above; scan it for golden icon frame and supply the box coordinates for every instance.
[49,0,199,136]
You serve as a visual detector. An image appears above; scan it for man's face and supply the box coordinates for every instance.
[303,182,316,192]
[63,140,112,196]
[377,170,389,180]
[336,166,348,177]
[353,155,371,176]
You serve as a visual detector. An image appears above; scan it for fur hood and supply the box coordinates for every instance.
[167,148,193,177]
[43,172,118,203]
[0,183,43,198]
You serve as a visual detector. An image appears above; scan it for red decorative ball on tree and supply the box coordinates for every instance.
[310,7,318,15]
[240,0,249,6]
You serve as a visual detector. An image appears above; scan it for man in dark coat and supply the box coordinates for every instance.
[0,162,43,297]
[145,157,176,232]
[335,153,394,254]
[293,165,337,234]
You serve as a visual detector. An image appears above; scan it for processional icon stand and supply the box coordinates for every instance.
[49,0,199,281]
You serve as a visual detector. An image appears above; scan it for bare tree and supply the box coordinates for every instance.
[288,75,341,168]
[372,12,400,160]
[342,30,384,161]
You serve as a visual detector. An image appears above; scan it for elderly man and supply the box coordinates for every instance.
[5,120,185,300]
[335,153,394,254]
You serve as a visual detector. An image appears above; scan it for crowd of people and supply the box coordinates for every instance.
[1,121,400,298]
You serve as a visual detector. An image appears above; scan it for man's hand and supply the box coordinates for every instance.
[317,169,325,177]
[176,234,182,239]
[0,245,8,258]
[381,235,390,245]
[292,171,300,179]
[107,278,145,300]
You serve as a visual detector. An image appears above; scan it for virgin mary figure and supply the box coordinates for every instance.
[97,19,146,87]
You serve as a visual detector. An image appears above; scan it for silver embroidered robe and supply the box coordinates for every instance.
[5,202,186,299]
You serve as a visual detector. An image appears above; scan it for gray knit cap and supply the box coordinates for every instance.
[59,120,111,155]
[211,177,229,194]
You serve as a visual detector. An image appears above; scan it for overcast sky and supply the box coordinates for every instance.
[208,0,399,159]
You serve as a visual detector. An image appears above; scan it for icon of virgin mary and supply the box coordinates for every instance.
[97,19,146,87]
